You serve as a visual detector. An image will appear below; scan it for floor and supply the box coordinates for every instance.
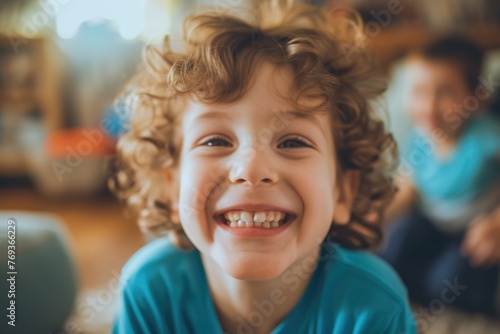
[0,186,146,290]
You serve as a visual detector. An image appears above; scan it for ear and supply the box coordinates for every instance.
[332,170,360,225]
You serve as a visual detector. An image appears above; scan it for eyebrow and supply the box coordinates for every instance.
[194,110,233,121]
[193,109,326,132]
[280,110,326,131]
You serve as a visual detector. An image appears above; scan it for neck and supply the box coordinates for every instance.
[201,247,320,334]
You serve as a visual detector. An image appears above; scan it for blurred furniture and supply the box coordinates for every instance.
[0,211,78,334]
[0,35,63,176]
[319,0,500,72]
[367,25,500,72]
[24,127,115,196]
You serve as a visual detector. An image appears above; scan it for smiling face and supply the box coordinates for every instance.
[406,56,472,138]
[174,60,353,280]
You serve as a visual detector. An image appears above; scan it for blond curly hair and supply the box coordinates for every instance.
[109,0,397,250]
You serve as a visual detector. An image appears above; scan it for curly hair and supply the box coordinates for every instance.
[109,0,397,250]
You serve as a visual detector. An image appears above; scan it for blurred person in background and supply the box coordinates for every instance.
[379,36,500,316]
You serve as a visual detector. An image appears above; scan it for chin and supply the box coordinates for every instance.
[222,255,289,281]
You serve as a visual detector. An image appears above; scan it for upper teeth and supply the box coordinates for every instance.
[223,210,286,228]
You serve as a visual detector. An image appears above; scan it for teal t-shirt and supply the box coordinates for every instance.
[111,238,416,334]
[404,112,500,230]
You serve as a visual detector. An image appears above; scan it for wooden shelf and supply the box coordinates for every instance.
[366,24,500,71]
[0,35,64,176]
[0,88,37,112]
[0,147,28,176]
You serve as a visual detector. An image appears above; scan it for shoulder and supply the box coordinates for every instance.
[112,238,202,333]
[472,111,500,130]
[463,112,500,156]
[120,237,200,289]
[327,244,409,299]
[468,112,500,142]
[317,244,416,332]
[320,244,411,319]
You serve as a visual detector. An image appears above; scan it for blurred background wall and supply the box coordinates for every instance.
[1,0,499,183]
[1,0,499,187]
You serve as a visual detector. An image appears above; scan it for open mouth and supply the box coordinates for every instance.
[217,210,292,229]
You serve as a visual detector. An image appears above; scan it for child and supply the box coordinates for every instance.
[380,36,500,316]
[109,1,416,333]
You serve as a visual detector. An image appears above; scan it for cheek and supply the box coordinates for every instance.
[177,157,226,246]
[437,97,456,114]
[408,108,422,123]
[408,99,426,121]
[294,161,336,235]
[178,161,203,214]
[179,156,219,206]
[177,159,212,243]
[410,96,429,113]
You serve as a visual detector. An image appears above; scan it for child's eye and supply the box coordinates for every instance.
[278,136,311,149]
[201,135,232,147]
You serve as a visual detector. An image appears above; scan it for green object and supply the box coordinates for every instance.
[0,212,78,334]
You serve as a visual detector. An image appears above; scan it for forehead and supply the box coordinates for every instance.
[186,60,296,114]
[183,60,331,127]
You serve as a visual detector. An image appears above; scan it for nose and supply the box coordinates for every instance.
[228,143,279,186]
